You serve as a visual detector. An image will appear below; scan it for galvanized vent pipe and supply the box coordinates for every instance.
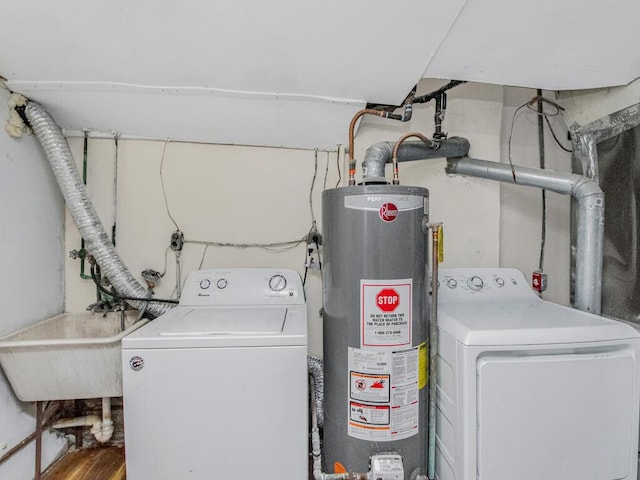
[361,137,603,313]
[446,156,604,314]
[362,137,470,184]
[24,101,171,318]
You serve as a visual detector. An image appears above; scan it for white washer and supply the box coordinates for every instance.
[122,268,308,479]
[436,267,640,480]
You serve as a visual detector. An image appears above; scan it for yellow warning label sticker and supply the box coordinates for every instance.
[419,341,428,389]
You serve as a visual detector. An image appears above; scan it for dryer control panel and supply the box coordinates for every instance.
[438,267,538,303]
[179,268,305,306]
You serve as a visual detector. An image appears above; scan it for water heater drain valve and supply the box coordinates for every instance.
[369,454,404,480]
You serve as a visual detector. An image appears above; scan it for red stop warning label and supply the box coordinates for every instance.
[376,288,399,312]
[361,279,412,347]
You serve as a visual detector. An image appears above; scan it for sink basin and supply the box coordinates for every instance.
[0,311,148,401]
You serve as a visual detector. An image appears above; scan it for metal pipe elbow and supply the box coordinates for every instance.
[571,176,604,201]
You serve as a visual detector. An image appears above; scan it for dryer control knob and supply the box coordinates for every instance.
[268,274,287,292]
[467,276,484,291]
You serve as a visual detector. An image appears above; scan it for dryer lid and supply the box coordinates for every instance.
[439,301,640,346]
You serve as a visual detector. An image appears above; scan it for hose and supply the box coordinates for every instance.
[23,101,173,318]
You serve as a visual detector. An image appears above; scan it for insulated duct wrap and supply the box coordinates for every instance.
[307,355,324,428]
[24,101,171,318]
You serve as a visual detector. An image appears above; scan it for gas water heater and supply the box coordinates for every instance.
[322,184,430,478]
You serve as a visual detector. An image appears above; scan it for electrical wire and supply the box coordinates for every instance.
[544,115,573,153]
[525,96,572,152]
[157,143,324,279]
[507,103,528,182]
[335,145,343,188]
[508,91,573,277]
[186,237,307,253]
[175,251,182,299]
[309,148,319,225]
[508,94,572,181]
[198,244,209,269]
[112,132,119,247]
[323,151,330,191]
[158,245,171,278]
[159,139,181,232]
[536,90,546,272]
[302,223,323,287]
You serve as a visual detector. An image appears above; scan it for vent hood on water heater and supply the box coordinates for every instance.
[2,0,640,149]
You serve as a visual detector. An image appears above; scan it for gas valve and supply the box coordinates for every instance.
[369,454,404,480]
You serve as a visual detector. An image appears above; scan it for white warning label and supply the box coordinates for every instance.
[348,346,419,441]
[361,279,412,348]
[350,401,390,425]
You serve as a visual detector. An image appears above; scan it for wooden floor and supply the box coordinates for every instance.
[42,446,125,480]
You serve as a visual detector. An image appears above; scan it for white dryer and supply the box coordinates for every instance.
[436,267,640,480]
[122,268,307,479]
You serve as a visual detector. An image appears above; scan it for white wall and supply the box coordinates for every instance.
[0,89,68,479]
[63,80,572,355]
[559,76,640,127]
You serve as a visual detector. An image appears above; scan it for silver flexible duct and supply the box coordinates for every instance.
[25,101,172,318]
[308,355,324,428]
[447,156,604,314]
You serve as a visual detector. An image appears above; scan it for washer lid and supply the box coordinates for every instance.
[439,301,640,346]
[122,305,307,349]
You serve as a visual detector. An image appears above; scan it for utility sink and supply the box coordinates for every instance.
[0,311,148,402]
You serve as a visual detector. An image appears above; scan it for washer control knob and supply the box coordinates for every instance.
[216,278,228,289]
[199,279,211,289]
[268,274,287,292]
[446,278,458,289]
[494,277,505,287]
[467,276,484,291]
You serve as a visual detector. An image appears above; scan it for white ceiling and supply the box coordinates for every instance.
[2,0,639,149]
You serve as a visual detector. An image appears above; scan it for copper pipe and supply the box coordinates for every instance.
[347,109,386,185]
[391,132,437,185]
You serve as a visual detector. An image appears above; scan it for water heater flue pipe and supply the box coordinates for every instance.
[446,156,604,314]
[362,137,470,184]
[23,101,171,318]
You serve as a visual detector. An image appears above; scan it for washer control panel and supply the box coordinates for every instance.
[438,267,538,303]
[180,268,305,306]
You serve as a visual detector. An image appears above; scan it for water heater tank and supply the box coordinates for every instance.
[322,184,430,478]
